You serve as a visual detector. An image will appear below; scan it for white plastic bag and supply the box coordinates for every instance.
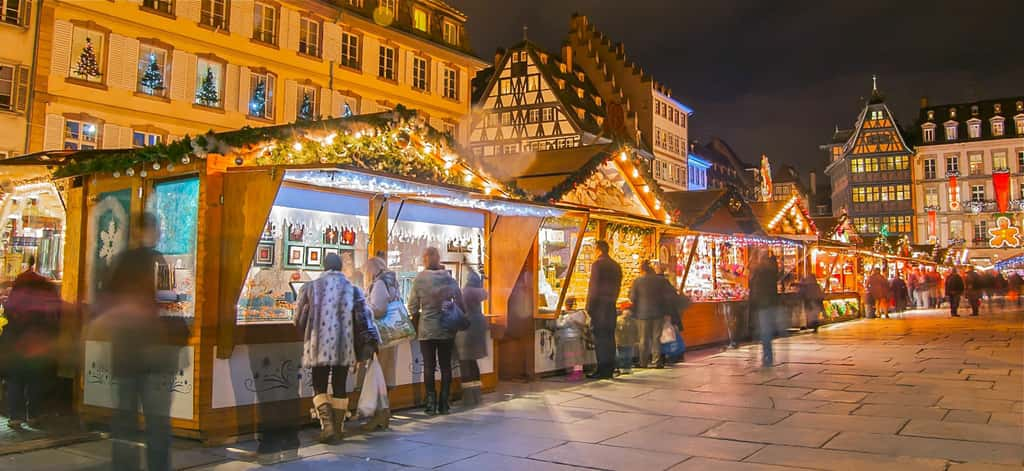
[357,355,389,418]
[660,321,678,344]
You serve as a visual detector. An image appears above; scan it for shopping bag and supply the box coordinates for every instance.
[661,329,685,357]
[659,321,677,344]
[357,356,390,418]
[375,299,416,348]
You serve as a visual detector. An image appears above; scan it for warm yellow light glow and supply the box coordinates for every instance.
[643,185,650,193]
[463,173,474,183]
[324,133,337,145]
[632,168,639,178]
[619,151,628,162]
[654,200,661,210]
[292,142,303,151]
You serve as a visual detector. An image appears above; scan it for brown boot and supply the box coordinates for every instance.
[361,408,391,432]
[312,394,335,443]
[331,397,348,441]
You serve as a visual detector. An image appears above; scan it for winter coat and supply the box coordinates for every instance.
[889,278,908,304]
[455,270,489,361]
[296,270,378,368]
[615,314,638,346]
[1009,274,1023,291]
[587,255,622,329]
[408,268,465,341]
[797,275,825,309]
[945,273,965,296]
[629,273,673,320]
[964,271,983,300]
[867,273,890,300]
[3,269,61,361]
[367,271,400,319]
[748,262,780,311]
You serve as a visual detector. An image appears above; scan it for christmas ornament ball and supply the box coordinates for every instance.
[140,169,148,178]
[394,130,411,149]
[112,171,120,178]
[181,155,191,165]
[126,168,135,177]
[235,156,244,166]
[152,162,161,170]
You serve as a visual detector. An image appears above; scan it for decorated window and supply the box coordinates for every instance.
[968,120,981,139]
[923,158,936,179]
[193,58,223,108]
[412,7,428,32]
[971,185,985,203]
[968,153,984,175]
[298,17,321,57]
[247,71,275,120]
[64,118,99,150]
[949,220,962,240]
[295,84,318,120]
[147,176,200,319]
[252,1,278,45]
[378,45,396,81]
[991,118,1004,136]
[944,123,957,141]
[537,215,585,315]
[1016,117,1024,135]
[69,26,105,83]
[340,31,360,69]
[132,130,161,148]
[924,187,938,207]
[142,0,174,15]
[200,0,229,30]
[992,151,1007,171]
[442,19,459,45]
[411,56,428,91]
[973,220,988,242]
[137,44,169,97]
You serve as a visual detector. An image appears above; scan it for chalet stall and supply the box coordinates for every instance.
[7,111,566,442]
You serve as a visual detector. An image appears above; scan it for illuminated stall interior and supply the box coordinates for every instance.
[0,177,66,282]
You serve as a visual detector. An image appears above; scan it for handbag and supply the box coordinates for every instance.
[375,299,416,348]
[440,297,470,332]
[356,355,390,418]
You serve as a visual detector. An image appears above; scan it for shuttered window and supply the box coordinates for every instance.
[0,64,28,113]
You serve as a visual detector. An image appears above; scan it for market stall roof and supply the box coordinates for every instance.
[749,194,817,240]
[663,187,763,235]
[995,253,1024,270]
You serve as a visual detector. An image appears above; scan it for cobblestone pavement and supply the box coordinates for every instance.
[3,307,1022,470]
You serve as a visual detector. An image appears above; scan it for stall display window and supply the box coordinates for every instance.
[537,215,584,315]
[0,184,65,282]
[387,201,484,301]
[236,185,369,325]
[147,176,200,318]
[674,236,750,301]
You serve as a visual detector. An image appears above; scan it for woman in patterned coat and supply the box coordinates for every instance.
[296,253,379,443]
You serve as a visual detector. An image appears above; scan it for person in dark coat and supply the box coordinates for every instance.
[629,262,671,368]
[1008,272,1023,307]
[964,267,983,316]
[455,266,488,408]
[867,268,890,319]
[2,255,62,430]
[992,270,1007,309]
[748,250,780,367]
[889,274,909,314]
[586,240,622,379]
[945,269,965,317]
[797,273,824,333]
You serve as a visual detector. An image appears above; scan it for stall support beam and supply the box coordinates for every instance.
[679,235,700,292]
[368,196,388,258]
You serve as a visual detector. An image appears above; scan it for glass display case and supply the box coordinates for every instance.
[0,182,65,283]
[147,176,200,318]
[537,215,585,316]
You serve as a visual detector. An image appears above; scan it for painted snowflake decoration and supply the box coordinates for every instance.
[98,219,122,264]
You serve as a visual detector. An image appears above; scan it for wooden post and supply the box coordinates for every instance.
[712,240,718,291]
[679,235,700,292]
[554,213,589,317]
[368,195,388,258]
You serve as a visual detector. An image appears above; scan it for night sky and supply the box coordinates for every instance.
[448,0,1023,187]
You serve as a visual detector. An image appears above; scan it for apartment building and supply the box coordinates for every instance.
[0,0,35,158]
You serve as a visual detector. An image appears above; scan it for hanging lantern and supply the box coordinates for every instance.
[139,169,148,178]
[112,171,121,178]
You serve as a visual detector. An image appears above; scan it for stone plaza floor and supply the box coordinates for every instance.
[3,306,1022,470]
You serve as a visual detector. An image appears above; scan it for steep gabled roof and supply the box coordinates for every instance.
[664,188,762,235]
[915,96,1024,145]
[841,97,913,157]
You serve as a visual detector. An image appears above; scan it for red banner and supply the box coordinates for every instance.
[948,176,960,211]
[993,171,1010,213]
[927,209,936,238]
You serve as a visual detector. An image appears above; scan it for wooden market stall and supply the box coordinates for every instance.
[14,111,563,442]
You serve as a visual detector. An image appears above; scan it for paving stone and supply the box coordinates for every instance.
[691,384,814,399]
[808,402,861,415]
[371,443,479,468]
[765,379,853,391]
[702,421,837,447]
[825,431,1024,465]
[937,396,1020,413]
[802,389,867,403]
[191,461,262,471]
[271,453,408,470]
[660,401,793,425]
[850,404,947,420]
[745,444,947,471]
[436,453,584,471]
[604,429,764,461]
[531,441,687,471]
[670,456,800,471]
[900,419,1024,445]
[947,463,1024,471]
[862,392,942,406]
[777,412,907,433]
[0,448,106,470]
[989,412,1024,427]
[643,389,776,409]
[768,398,832,412]
[943,409,992,424]
[646,416,723,436]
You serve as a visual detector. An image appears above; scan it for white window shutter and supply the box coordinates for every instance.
[283,80,297,121]
[224,64,239,112]
[170,50,188,100]
[119,126,134,148]
[237,66,250,113]
[106,34,125,89]
[320,87,332,117]
[186,54,198,103]
[230,0,253,39]
[102,124,121,149]
[285,9,300,52]
[323,23,341,63]
[123,37,140,91]
[51,20,73,78]
[433,60,442,96]
[364,36,379,78]
[43,114,65,151]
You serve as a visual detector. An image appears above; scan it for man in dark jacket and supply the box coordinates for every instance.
[964,267,983,316]
[587,240,622,379]
[749,251,780,367]
[629,262,671,368]
[945,269,965,317]
[3,255,62,429]
[1009,272,1023,307]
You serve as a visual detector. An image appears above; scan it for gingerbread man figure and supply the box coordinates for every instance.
[988,216,1021,248]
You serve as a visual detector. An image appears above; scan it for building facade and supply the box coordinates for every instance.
[824,85,914,236]
[686,153,709,190]
[912,96,1024,265]
[29,0,485,155]
[692,137,758,200]
[0,0,35,158]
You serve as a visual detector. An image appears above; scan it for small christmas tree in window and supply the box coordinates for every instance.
[249,79,267,117]
[139,53,165,94]
[342,102,353,118]
[74,37,103,80]
[195,67,219,107]
[297,91,314,120]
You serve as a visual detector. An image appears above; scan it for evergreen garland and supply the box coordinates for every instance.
[606,222,654,240]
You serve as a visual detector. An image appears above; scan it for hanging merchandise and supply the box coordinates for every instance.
[139,53,165,93]
[948,175,960,211]
[993,170,1010,213]
[74,37,103,79]
[196,67,220,107]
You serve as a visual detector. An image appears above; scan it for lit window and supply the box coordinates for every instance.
[991,118,1004,136]
[411,56,428,91]
[992,151,1007,171]
[1016,117,1024,135]
[64,119,99,150]
[974,221,988,242]
[527,109,539,123]
[526,75,539,91]
[378,45,396,81]
[348,0,363,6]
[442,66,458,100]
[944,123,957,141]
[922,126,935,143]
[924,158,936,179]
[69,26,105,83]
[200,0,228,30]
[142,0,174,15]
[413,8,428,32]
[971,185,985,202]
[1,0,28,25]
[253,1,277,45]
[870,110,883,120]
[247,71,275,120]
[924,187,938,207]
[443,20,459,46]
[340,32,360,69]
[137,44,168,97]
[968,120,981,139]
[132,131,161,148]
[949,220,962,239]
[441,121,455,136]
[945,155,959,175]
[295,85,318,120]
[1018,151,1024,172]
[968,153,984,175]
[542,107,554,121]
[298,17,320,57]
[0,64,28,113]
[500,112,510,126]
[194,58,223,108]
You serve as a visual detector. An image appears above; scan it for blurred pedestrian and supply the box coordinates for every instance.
[614,308,636,375]
[992,270,1008,309]
[104,213,188,471]
[749,250,780,367]
[455,265,488,408]
[867,268,890,319]
[889,273,909,315]
[363,256,399,429]
[964,267,983,317]
[1008,272,1023,307]
[296,252,379,443]
[2,255,61,430]
[797,273,824,333]
[586,240,622,380]
[408,247,465,415]
[945,269,965,317]
[629,262,668,368]
[980,269,995,311]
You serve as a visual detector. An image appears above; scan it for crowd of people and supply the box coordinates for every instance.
[862,265,1021,319]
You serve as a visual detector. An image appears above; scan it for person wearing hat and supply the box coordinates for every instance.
[295,252,379,443]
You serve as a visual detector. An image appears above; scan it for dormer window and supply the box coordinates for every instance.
[970,105,979,116]
[575,71,584,81]
[870,110,883,120]
[926,110,935,120]
[967,119,981,139]
[558,63,567,74]
[991,117,1005,137]
[575,87,583,99]
[1016,116,1024,135]
[922,124,935,143]
[944,122,958,141]
[949,108,957,119]
[593,95,602,106]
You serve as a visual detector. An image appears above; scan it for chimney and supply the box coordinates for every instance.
[809,171,817,195]
[561,42,573,72]
[494,48,505,68]
[920,96,929,109]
